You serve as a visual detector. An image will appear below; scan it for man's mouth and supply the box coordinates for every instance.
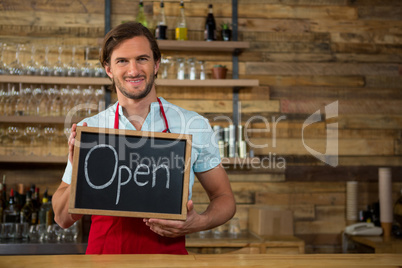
[125,76,145,84]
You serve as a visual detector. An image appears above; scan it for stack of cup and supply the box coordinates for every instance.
[346,181,358,225]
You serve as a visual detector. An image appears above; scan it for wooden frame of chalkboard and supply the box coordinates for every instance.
[69,126,192,220]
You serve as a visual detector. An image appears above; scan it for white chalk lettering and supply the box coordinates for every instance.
[133,164,150,187]
[84,144,118,190]
[84,145,172,206]
[152,164,170,188]
[116,165,131,205]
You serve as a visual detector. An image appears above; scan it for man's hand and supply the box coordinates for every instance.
[68,122,87,164]
[144,200,204,238]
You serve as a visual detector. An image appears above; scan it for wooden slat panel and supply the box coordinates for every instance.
[256,192,345,206]
[280,99,402,115]
[250,137,395,156]
[310,19,402,34]
[357,6,402,20]
[243,75,365,87]
[0,11,104,27]
[331,32,402,44]
[246,62,400,76]
[0,0,104,13]
[168,100,280,113]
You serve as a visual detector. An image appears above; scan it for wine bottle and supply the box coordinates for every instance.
[135,0,148,27]
[20,190,36,225]
[155,0,168,40]
[204,4,216,41]
[3,188,20,223]
[175,0,187,41]
[38,190,54,227]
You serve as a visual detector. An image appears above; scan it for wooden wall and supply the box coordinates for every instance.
[1,0,401,253]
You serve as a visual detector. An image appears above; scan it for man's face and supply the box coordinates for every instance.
[105,36,160,100]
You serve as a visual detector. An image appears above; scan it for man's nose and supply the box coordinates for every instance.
[127,61,140,76]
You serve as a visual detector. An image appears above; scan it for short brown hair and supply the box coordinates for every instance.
[100,22,161,68]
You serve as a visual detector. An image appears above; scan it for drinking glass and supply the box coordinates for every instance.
[93,47,106,77]
[228,217,241,238]
[187,57,197,80]
[60,87,73,116]
[80,47,93,77]
[0,43,8,75]
[47,86,61,116]
[28,224,40,242]
[24,45,40,76]
[6,125,21,155]
[39,46,51,76]
[176,57,185,80]
[67,46,80,77]
[8,44,24,75]
[25,126,39,155]
[43,126,56,155]
[95,87,106,112]
[52,46,67,76]
[82,87,97,116]
[32,86,47,116]
[198,60,206,80]
[23,86,34,115]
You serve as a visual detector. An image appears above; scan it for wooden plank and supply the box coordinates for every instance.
[168,100,280,113]
[256,192,345,206]
[250,137,395,156]
[0,0,104,13]
[337,115,402,130]
[331,32,402,44]
[250,41,331,53]
[280,99,402,115]
[262,53,335,62]
[335,53,402,63]
[0,11,104,28]
[332,43,402,55]
[285,166,402,182]
[295,220,346,234]
[270,86,402,100]
[338,156,402,167]
[242,32,330,43]
[310,19,402,34]
[358,6,402,20]
[365,76,402,88]
[239,18,311,33]
[242,75,365,87]
[246,62,400,76]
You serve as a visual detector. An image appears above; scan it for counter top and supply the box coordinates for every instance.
[1,254,401,268]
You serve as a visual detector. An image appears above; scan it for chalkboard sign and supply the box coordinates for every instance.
[69,127,192,220]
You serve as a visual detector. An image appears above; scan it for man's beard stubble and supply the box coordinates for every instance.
[114,73,156,100]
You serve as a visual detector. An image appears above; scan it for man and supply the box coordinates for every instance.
[52,22,236,254]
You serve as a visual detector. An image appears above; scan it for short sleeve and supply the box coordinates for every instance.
[192,119,221,173]
[62,160,73,185]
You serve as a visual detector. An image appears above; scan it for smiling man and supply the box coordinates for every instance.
[52,22,236,255]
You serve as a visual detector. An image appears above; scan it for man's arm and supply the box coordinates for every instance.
[144,164,236,237]
[52,123,85,228]
[52,181,82,228]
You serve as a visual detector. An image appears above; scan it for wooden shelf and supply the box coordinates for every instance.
[157,40,250,52]
[0,76,258,88]
[0,155,67,164]
[0,75,110,85]
[0,116,84,124]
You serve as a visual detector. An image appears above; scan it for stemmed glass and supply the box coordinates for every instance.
[93,47,106,77]
[43,126,56,155]
[60,87,73,116]
[0,43,8,75]
[47,86,61,116]
[80,47,94,77]
[52,46,67,76]
[6,125,21,155]
[67,46,80,77]
[8,44,24,75]
[32,87,44,116]
[39,46,51,76]
[25,126,39,155]
[24,45,40,76]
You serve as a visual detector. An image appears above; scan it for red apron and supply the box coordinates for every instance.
[86,99,187,254]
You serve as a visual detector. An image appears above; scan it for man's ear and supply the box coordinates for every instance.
[105,64,113,79]
[154,59,160,76]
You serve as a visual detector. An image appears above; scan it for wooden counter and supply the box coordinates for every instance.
[1,254,401,268]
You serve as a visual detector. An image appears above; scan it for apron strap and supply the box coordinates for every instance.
[114,98,170,132]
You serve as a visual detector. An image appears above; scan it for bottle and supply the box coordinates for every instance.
[3,188,20,223]
[175,0,187,41]
[38,190,54,227]
[135,0,148,27]
[155,0,168,40]
[20,190,36,225]
[204,4,216,41]
[0,180,4,223]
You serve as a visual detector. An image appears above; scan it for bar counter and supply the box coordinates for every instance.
[1,254,402,268]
